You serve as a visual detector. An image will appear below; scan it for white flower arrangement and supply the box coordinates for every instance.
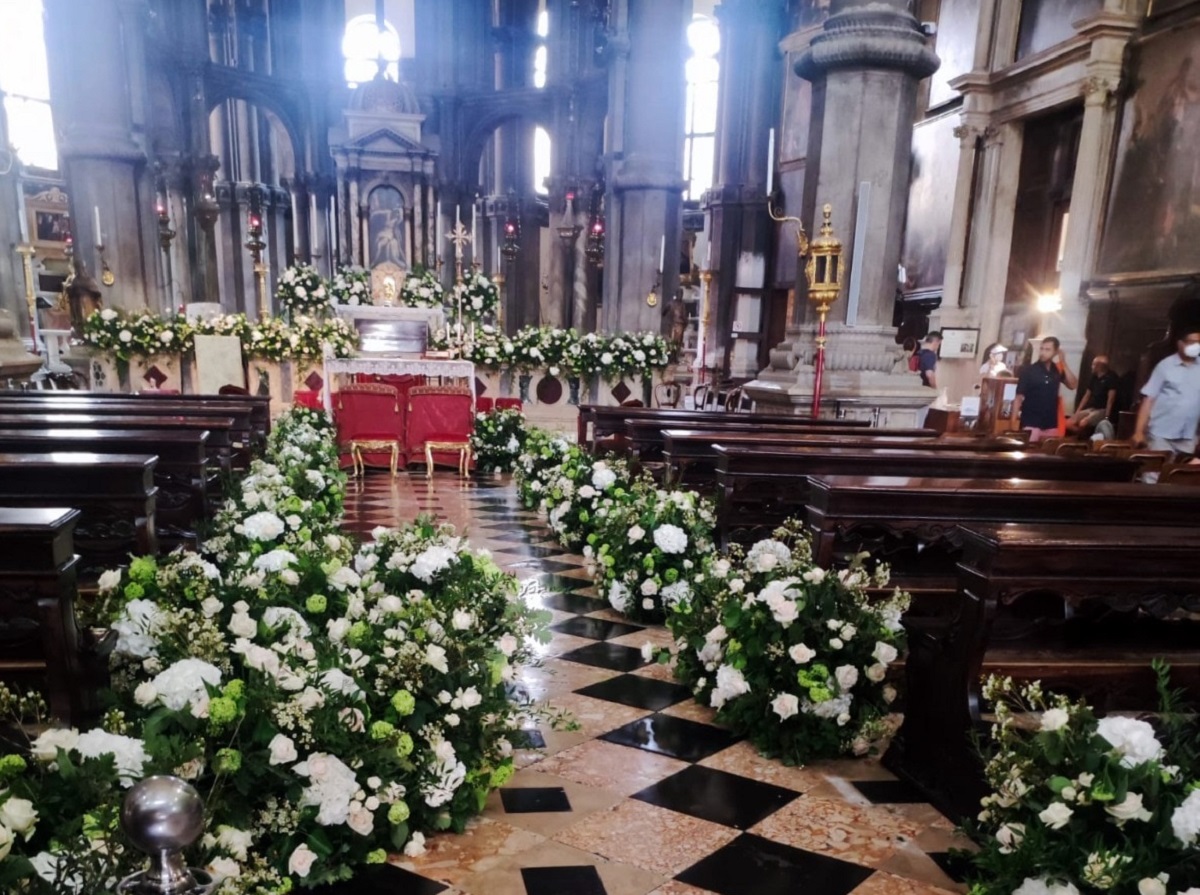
[399,267,446,309]
[276,263,329,318]
[330,265,371,306]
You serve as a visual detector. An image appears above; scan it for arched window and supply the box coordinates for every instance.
[343,15,401,88]
[0,0,57,170]
[534,126,551,196]
[683,15,719,201]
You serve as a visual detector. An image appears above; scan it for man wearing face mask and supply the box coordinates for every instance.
[1133,328,1200,456]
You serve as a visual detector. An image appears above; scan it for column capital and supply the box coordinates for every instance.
[796,1,939,81]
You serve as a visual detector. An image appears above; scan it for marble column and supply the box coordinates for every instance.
[0,98,28,340]
[602,0,688,335]
[745,0,940,423]
[705,0,784,377]
[44,0,155,311]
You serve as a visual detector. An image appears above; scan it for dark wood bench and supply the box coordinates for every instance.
[0,428,210,546]
[887,522,1200,820]
[577,403,871,447]
[0,507,111,725]
[661,429,1020,485]
[714,444,1138,545]
[806,475,1199,576]
[0,453,159,576]
[0,395,256,464]
[0,411,237,475]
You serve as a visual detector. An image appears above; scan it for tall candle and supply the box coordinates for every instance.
[659,235,665,272]
[766,128,776,195]
[471,198,478,235]
[705,238,711,268]
[565,193,574,218]
[93,206,102,243]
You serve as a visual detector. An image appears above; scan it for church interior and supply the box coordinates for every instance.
[0,1,1199,894]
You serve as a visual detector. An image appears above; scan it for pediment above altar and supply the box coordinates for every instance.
[343,125,430,155]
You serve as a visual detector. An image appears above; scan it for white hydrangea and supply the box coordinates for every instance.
[151,659,222,712]
[240,511,286,542]
[661,580,691,608]
[591,464,618,490]
[709,664,750,708]
[1171,789,1200,845]
[607,582,630,613]
[1096,716,1164,768]
[653,524,688,554]
[74,729,150,787]
[1013,878,1081,895]
[745,539,792,573]
[112,599,167,659]
[411,545,457,583]
[253,549,297,572]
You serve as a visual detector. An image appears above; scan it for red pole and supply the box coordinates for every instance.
[811,314,827,418]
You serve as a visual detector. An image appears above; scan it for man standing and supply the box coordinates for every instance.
[1067,355,1118,433]
[917,331,942,388]
[1133,328,1200,456]
[1012,336,1078,442]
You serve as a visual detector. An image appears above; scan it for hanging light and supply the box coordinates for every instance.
[585,214,605,268]
[501,216,521,262]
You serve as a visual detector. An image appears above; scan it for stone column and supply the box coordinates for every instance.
[745,0,940,423]
[44,0,155,311]
[705,0,784,377]
[602,0,688,335]
[0,97,28,340]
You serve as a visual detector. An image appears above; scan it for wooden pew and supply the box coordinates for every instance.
[0,453,159,576]
[626,418,941,465]
[714,444,1138,545]
[661,428,1019,485]
[0,507,110,725]
[0,395,256,464]
[0,411,236,475]
[577,403,870,447]
[888,522,1200,820]
[0,429,210,546]
[805,474,1200,593]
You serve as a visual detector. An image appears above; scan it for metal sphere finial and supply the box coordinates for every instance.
[119,776,214,895]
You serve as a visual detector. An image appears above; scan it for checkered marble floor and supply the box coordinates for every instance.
[331,471,975,895]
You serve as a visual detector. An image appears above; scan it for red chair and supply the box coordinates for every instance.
[293,390,323,410]
[406,385,474,477]
[495,398,523,411]
[476,396,495,413]
[333,383,405,475]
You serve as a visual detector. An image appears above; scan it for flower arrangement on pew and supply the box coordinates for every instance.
[329,266,372,307]
[514,428,571,507]
[538,448,631,551]
[276,263,329,319]
[399,267,445,309]
[0,407,551,894]
[658,519,907,763]
[471,407,528,473]
[963,669,1200,895]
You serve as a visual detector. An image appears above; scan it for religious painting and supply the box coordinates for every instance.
[928,0,978,109]
[1015,0,1103,60]
[900,112,960,297]
[368,185,407,269]
[26,186,71,257]
[1097,22,1200,279]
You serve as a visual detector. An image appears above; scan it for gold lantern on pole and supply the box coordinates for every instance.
[806,203,843,418]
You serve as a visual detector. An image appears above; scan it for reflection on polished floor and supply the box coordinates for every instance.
[334,471,975,895]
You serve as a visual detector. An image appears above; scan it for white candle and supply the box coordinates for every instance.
[766,128,776,195]
[565,194,574,218]
[471,199,478,235]
[705,238,711,268]
[659,235,666,271]
[93,206,102,243]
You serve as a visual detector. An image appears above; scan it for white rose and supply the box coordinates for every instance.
[789,643,816,664]
[1106,791,1152,824]
[268,734,298,766]
[97,569,122,593]
[771,693,799,720]
[426,643,449,673]
[133,682,158,707]
[872,642,898,665]
[287,843,318,878]
[995,822,1025,853]
[628,526,645,543]
[347,804,374,836]
[496,633,518,657]
[865,663,887,683]
[1038,802,1073,830]
[208,857,241,882]
[0,798,37,836]
[403,831,427,857]
[1040,708,1070,732]
[0,825,14,862]
[1137,879,1166,895]
[451,609,474,630]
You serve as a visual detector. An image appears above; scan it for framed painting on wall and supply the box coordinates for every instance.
[940,327,980,359]
[900,112,960,297]
[928,0,978,109]
[1096,20,1200,280]
[26,186,71,258]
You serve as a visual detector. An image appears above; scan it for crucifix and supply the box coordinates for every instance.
[446,220,472,350]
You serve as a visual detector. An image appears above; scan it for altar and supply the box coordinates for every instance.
[334,305,446,355]
[322,355,475,413]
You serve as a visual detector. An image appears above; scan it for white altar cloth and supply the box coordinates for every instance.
[323,356,476,412]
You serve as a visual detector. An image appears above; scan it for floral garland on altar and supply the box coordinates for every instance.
[329,266,371,306]
[455,327,671,383]
[81,309,194,361]
[0,408,551,894]
[276,263,329,318]
[964,670,1200,895]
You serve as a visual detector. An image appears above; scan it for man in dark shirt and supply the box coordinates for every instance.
[1011,336,1079,442]
[1067,355,1118,434]
[917,332,941,388]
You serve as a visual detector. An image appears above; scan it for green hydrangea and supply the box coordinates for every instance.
[215,748,242,773]
[348,621,370,645]
[128,556,157,584]
[369,720,395,740]
[0,754,28,778]
[490,763,514,788]
[366,849,388,864]
[395,733,414,758]
[305,594,327,614]
[387,801,410,824]
[123,582,145,600]
[222,680,245,700]
[391,690,416,716]
[208,696,239,726]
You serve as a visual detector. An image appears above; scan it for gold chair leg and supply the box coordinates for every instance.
[425,444,434,480]
[390,444,398,478]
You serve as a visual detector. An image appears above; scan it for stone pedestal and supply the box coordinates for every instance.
[0,310,42,385]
